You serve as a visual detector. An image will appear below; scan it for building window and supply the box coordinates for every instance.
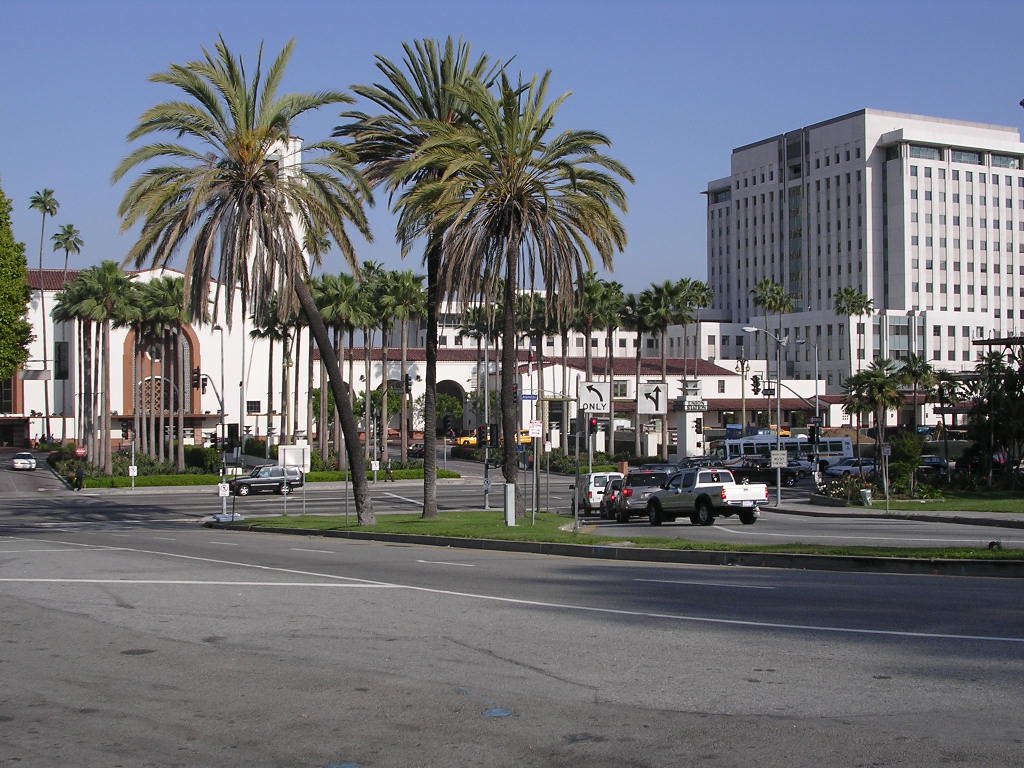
[54,341,69,381]
[246,400,261,415]
[0,378,12,413]
[613,380,629,398]
[717,380,726,394]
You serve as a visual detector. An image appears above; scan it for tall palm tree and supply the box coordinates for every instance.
[935,370,960,481]
[834,287,874,372]
[601,281,626,457]
[249,295,290,454]
[29,189,59,440]
[389,270,425,463]
[357,261,387,460]
[337,36,504,519]
[69,262,140,473]
[859,358,905,491]
[112,37,376,523]
[52,277,91,451]
[899,354,934,431]
[396,71,632,513]
[688,279,714,376]
[641,280,679,460]
[51,223,83,443]
[623,292,651,457]
[574,272,607,382]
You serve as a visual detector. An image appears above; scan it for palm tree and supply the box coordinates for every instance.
[601,281,626,457]
[935,370,960,481]
[834,287,874,372]
[395,71,632,513]
[112,37,376,524]
[29,189,59,440]
[249,296,290,456]
[389,270,425,463]
[337,37,504,519]
[52,277,91,451]
[641,280,679,460]
[688,279,714,378]
[623,292,651,457]
[357,261,387,460]
[899,354,934,431]
[69,262,140,473]
[850,358,904,485]
[51,223,83,443]
[574,272,607,381]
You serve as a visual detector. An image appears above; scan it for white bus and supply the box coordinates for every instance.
[715,434,853,468]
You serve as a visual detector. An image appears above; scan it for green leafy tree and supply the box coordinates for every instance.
[0,186,32,379]
[112,37,376,524]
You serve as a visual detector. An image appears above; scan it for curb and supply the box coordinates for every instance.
[204,522,1024,578]
[774,505,1024,529]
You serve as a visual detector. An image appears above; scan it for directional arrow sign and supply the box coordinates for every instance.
[637,382,668,415]
[579,381,610,413]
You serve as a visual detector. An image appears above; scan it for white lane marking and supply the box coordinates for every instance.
[206,541,239,546]
[380,491,423,506]
[416,559,476,567]
[152,537,176,542]
[290,548,335,554]
[0,578,393,588]
[635,578,774,589]
[0,548,92,554]
[9,536,1024,645]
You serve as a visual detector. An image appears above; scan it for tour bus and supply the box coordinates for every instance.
[713,434,853,469]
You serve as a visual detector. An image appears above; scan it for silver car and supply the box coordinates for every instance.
[613,470,669,522]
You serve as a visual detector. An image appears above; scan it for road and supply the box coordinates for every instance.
[2,516,1023,767]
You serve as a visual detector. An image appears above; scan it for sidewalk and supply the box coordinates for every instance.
[773,494,1024,529]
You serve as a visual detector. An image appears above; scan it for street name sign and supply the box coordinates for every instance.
[683,399,708,413]
[770,450,788,468]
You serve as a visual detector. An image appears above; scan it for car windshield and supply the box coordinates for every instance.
[14,453,33,460]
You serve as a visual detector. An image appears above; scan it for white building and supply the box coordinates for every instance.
[706,108,1024,395]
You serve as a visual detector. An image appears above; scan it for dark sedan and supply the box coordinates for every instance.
[228,465,304,496]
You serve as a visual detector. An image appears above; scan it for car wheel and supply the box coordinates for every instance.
[694,501,715,526]
[647,502,662,526]
[617,505,630,524]
[236,485,249,496]
[739,509,757,525]
[283,484,293,495]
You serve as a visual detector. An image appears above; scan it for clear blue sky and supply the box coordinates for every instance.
[3,0,1023,292]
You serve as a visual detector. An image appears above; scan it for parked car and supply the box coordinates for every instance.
[454,433,477,447]
[598,477,624,519]
[823,458,875,478]
[645,467,768,526]
[229,464,304,496]
[614,469,670,522]
[408,443,425,459]
[10,452,36,471]
[570,471,623,514]
[918,455,949,476]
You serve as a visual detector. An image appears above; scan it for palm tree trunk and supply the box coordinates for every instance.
[280,330,291,443]
[305,326,314,450]
[102,320,112,475]
[400,325,409,464]
[176,333,185,472]
[293,281,373,524]
[560,328,570,446]
[500,244,521,516]
[380,328,389,463]
[606,332,615,460]
[660,329,668,461]
[91,324,100,465]
[363,326,373,461]
[422,244,440,519]
[158,334,167,464]
[266,338,274,457]
[634,332,643,458]
[132,334,141,450]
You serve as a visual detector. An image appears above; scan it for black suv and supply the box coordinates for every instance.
[229,465,304,496]
[614,470,670,522]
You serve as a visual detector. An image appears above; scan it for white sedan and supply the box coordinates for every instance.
[10,452,36,471]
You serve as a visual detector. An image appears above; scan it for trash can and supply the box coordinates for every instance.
[859,488,873,506]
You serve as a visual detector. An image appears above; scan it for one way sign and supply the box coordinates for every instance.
[637,382,668,415]
[579,381,610,413]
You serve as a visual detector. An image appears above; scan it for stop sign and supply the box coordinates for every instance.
[74,447,87,457]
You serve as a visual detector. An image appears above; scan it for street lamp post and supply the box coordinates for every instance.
[212,325,226,471]
[744,326,784,506]
[796,337,820,467]
[734,352,749,437]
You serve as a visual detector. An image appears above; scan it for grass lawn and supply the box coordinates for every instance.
[878,489,1024,514]
[236,510,1023,561]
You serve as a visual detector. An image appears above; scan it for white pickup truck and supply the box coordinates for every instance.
[645,467,768,526]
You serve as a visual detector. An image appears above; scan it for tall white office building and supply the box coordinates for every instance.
[706,108,1024,392]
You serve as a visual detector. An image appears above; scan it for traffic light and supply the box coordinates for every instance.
[404,373,412,394]
[192,366,201,389]
[442,414,452,434]
[489,424,499,445]
[477,423,489,447]
[200,374,208,394]
[751,374,761,395]
[694,418,703,433]
[589,416,598,431]
[809,424,820,444]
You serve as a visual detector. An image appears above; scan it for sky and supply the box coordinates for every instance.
[3,0,1024,293]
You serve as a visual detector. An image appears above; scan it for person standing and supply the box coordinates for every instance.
[74,464,85,491]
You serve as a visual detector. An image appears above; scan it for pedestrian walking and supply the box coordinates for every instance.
[74,464,85,491]
[384,458,395,482]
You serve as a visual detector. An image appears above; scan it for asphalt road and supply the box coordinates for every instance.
[2,518,1023,767]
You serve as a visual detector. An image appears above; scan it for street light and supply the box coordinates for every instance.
[795,337,820,468]
[743,326,784,506]
[212,324,226,471]
[734,351,749,437]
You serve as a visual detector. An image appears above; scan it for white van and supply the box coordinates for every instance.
[571,471,624,514]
